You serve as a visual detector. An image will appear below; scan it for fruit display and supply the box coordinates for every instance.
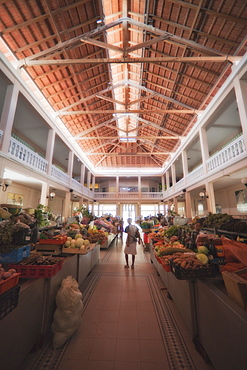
[165,252,209,269]
[87,229,108,244]
[0,265,17,282]
[63,235,91,251]
[148,228,168,242]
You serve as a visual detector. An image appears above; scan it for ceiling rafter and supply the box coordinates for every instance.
[167,0,247,25]
[151,16,239,48]
[18,55,240,68]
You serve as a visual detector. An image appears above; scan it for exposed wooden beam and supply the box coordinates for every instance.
[135,115,179,136]
[76,136,183,140]
[128,80,195,109]
[51,0,90,15]
[80,36,123,54]
[1,14,50,34]
[84,152,170,156]
[126,35,169,53]
[15,35,58,54]
[59,17,100,36]
[152,16,239,48]
[21,18,122,62]
[74,117,117,138]
[127,18,227,56]
[58,109,202,115]
[166,0,247,26]
[20,55,240,67]
[95,94,126,106]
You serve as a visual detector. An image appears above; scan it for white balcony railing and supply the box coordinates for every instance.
[71,178,83,192]
[186,164,204,184]
[207,135,245,172]
[8,137,48,173]
[83,186,94,197]
[51,165,70,185]
[94,191,163,200]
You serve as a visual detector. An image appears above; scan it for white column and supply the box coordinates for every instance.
[138,175,141,197]
[173,196,178,213]
[116,175,119,198]
[206,182,216,214]
[199,127,209,175]
[171,164,176,186]
[0,83,19,153]
[46,129,55,176]
[87,170,91,189]
[63,192,71,219]
[92,175,95,192]
[234,77,247,150]
[181,150,188,181]
[67,151,74,188]
[81,163,85,187]
[185,191,192,219]
[166,170,170,189]
[40,183,49,206]
[161,175,165,192]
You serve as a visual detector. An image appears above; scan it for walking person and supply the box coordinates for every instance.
[117,218,124,240]
[124,218,141,269]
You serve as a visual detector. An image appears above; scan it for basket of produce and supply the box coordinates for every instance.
[0,284,20,320]
[169,252,215,280]
[9,254,64,278]
[0,213,37,254]
[0,267,20,295]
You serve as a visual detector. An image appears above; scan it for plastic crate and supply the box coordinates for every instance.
[9,260,64,278]
[0,284,20,320]
[170,261,215,280]
[0,273,21,295]
[155,255,163,264]
[12,227,38,245]
[0,245,31,263]
[163,263,172,272]
[38,236,67,245]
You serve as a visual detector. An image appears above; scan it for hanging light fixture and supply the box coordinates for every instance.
[0,178,12,192]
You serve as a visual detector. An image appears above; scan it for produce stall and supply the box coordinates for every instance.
[149,219,247,370]
[0,243,100,370]
[99,233,117,249]
[0,209,103,370]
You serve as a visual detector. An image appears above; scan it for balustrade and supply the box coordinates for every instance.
[207,135,245,172]
[8,137,48,173]
[51,165,69,184]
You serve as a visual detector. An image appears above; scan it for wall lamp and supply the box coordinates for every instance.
[241,177,247,187]
[0,178,12,192]
[199,191,208,200]
[47,191,56,200]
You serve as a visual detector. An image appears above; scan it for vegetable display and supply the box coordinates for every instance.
[202,212,233,228]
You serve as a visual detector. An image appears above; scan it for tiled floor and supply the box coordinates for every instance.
[53,237,215,370]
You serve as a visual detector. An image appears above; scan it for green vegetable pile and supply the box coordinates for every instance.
[164,225,191,238]
[202,212,233,228]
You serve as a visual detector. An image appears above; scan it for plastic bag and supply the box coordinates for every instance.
[52,276,83,349]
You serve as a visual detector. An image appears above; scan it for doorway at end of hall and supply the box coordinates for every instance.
[122,204,136,228]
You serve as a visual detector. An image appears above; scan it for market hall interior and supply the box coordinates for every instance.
[19,234,215,370]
